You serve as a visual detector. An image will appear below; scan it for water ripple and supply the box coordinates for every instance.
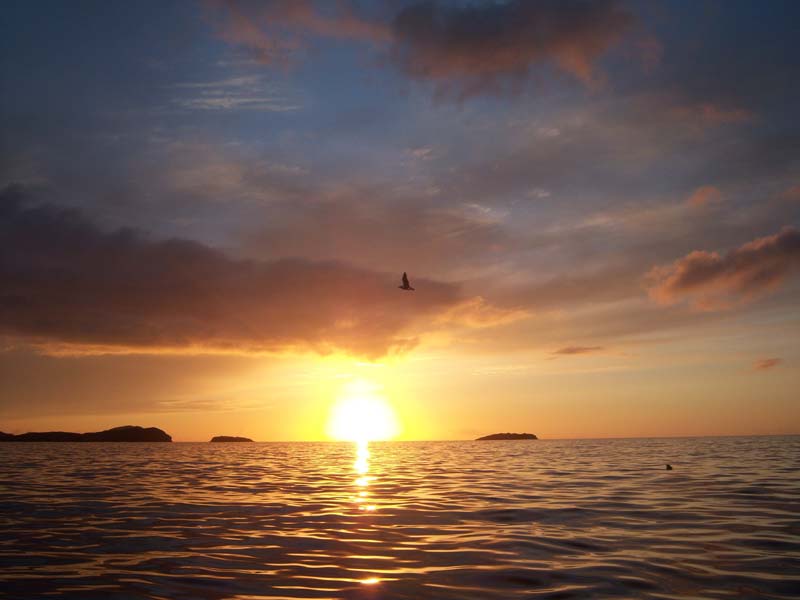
[1,436,799,598]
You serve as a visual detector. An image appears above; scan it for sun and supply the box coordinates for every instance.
[327,379,400,442]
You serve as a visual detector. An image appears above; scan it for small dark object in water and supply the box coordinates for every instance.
[666,464,673,470]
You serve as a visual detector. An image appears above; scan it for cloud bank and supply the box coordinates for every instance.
[647,228,800,310]
[0,186,467,358]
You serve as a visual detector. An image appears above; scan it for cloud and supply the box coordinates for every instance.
[208,0,637,99]
[686,185,722,208]
[170,73,301,112]
[244,193,512,279]
[552,345,604,355]
[671,103,754,126]
[389,0,635,97]
[0,186,468,358]
[205,0,389,65]
[646,227,800,310]
[436,296,528,328]
[753,357,782,371]
[781,185,800,203]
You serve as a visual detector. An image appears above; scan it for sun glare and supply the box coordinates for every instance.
[327,379,400,442]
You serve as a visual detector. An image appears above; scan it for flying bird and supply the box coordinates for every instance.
[398,272,415,291]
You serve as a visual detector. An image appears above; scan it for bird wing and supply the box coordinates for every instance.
[402,272,410,287]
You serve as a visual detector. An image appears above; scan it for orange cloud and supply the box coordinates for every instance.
[436,296,528,328]
[753,357,782,371]
[552,345,604,355]
[687,185,722,208]
[646,227,800,310]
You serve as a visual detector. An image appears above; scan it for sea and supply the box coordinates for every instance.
[1,436,798,599]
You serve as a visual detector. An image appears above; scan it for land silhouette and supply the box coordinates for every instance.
[210,436,254,442]
[476,433,538,440]
[0,425,171,442]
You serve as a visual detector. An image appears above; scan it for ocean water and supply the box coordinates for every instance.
[1,437,798,599]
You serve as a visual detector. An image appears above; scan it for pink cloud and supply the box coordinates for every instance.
[646,227,800,310]
[205,0,389,65]
[687,185,723,208]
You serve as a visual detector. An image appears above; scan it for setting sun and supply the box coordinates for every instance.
[327,380,400,442]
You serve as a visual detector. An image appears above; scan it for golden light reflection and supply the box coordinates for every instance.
[353,439,377,512]
[327,379,399,442]
[352,440,381,583]
[354,439,369,474]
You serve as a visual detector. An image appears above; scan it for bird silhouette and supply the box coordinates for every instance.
[398,272,415,291]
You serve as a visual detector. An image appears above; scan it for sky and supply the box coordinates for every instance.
[1,0,799,441]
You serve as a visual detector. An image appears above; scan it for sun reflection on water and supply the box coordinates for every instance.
[353,440,377,513]
[352,440,381,586]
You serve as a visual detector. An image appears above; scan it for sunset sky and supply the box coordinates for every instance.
[1,0,798,441]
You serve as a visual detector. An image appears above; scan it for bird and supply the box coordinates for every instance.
[398,272,415,291]
[666,464,673,470]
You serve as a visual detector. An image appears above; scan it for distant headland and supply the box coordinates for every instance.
[0,425,172,442]
[476,433,538,440]
[210,436,253,443]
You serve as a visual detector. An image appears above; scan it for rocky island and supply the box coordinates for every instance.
[210,436,254,442]
[0,425,172,442]
[476,432,538,441]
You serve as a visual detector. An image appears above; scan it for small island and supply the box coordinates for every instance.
[0,425,172,442]
[210,436,254,443]
[476,432,538,441]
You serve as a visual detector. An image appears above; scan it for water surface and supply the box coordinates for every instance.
[1,437,799,598]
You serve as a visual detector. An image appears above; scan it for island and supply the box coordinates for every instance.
[210,436,254,443]
[476,432,538,441]
[0,425,172,442]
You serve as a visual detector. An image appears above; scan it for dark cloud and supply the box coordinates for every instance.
[753,357,782,371]
[553,345,604,355]
[646,227,800,310]
[390,0,635,97]
[0,186,465,358]
[209,0,637,99]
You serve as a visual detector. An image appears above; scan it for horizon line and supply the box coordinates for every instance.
[172,433,800,443]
